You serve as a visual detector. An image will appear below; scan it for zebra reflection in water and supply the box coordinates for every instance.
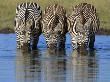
[16,49,98,82]
[16,50,41,82]
[66,50,99,82]
[41,49,66,82]
[16,49,66,82]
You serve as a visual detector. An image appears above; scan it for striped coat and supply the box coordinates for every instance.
[67,3,100,49]
[42,4,67,49]
[14,2,42,50]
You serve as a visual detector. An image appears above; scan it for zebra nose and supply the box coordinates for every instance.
[50,45,57,49]
[48,43,57,49]
[78,43,87,49]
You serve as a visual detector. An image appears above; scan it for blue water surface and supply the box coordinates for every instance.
[0,34,110,82]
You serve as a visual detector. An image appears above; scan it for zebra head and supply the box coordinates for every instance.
[71,18,92,49]
[42,14,63,49]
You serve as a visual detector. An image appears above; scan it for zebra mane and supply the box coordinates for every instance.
[53,4,58,15]
[24,8,28,27]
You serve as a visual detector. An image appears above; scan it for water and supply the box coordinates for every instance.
[0,34,110,82]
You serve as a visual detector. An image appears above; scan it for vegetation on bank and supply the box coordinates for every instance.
[0,0,110,30]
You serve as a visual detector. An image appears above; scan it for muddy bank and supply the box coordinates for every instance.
[0,28,14,34]
[0,28,110,35]
[97,28,110,35]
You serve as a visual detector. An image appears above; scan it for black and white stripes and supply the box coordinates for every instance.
[14,2,100,50]
[14,2,42,50]
[67,3,100,49]
[42,4,67,49]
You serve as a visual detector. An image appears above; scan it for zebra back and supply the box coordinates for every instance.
[15,2,42,27]
[67,3,100,49]
[42,4,67,34]
[68,3,100,35]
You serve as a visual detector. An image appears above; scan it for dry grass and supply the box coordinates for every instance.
[0,0,110,29]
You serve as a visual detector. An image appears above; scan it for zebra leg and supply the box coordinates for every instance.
[59,35,66,49]
[26,33,31,50]
[17,41,21,49]
[16,36,21,49]
[32,38,39,50]
[32,34,39,50]
[15,32,21,49]
[89,34,95,49]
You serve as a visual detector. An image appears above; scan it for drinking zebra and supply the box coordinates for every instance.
[67,3,100,50]
[14,2,42,50]
[42,4,67,49]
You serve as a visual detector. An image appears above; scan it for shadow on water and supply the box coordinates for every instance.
[16,49,98,82]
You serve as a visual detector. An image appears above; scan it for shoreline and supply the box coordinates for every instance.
[0,28,110,35]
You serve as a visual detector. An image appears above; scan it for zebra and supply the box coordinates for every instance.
[42,4,67,49]
[67,3,100,50]
[14,2,42,50]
